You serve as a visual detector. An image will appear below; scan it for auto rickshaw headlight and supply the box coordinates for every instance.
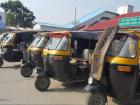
[117,66,132,72]
[88,77,93,85]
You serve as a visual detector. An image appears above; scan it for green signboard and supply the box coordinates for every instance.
[119,16,140,27]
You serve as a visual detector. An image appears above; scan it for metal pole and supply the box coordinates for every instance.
[74,0,78,26]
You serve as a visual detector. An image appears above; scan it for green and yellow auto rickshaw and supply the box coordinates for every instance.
[0,31,37,67]
[86,26,140,105]
[34,31,100,91]
[20,32,49,77]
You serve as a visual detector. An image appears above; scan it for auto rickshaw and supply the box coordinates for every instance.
[85,26,140,105]
[0,31,37,67]
[20,32,49,77]
[0,32,9,66]
[34,31,100,91]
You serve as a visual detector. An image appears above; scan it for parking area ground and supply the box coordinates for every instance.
[0,61,88,105]
[0,61,121,105]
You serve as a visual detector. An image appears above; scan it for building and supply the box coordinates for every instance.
[83,12,140,31]
[65,10,118,31]
[33,22,69,31]
[117,4,134,15]
[33,10,118,31]
[0,8,6,30]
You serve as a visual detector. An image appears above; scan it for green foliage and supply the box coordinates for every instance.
[1,0,36,27]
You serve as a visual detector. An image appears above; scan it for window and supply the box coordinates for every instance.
[56,36,68,50]
[47,36,69,50]
[2,33,14,45]
[107,34,127,56]
[0,33,8,41]
[107,34,137,58]
[119,37,137,58]
[36,37,46,48]
[30,36,42,47]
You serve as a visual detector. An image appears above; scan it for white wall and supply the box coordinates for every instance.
[33,24,69,31]
[117,5,134,15]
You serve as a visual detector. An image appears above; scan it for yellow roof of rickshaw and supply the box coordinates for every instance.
[118,29,140,38]
[37,32,49,37]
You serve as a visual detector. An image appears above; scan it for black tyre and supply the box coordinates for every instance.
[0,58,4,67]
[35,76,50,91]
[87,93,106,105]
[20,66,33,77]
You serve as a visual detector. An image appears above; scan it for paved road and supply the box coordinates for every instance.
[0,61,124,105]
[0,61,89,105]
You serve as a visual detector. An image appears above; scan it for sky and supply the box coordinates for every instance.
[0,0,140,25]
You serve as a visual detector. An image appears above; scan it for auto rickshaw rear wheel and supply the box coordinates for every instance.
[0,58,4,67]
[20,66,33,77]
[35,76,50,91]
[87,93,106,105]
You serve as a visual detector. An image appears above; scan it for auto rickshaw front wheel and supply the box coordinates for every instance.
[35,76,50,91]
[20,66,33,77]
[87,93,106,105]
[0,58,4,67]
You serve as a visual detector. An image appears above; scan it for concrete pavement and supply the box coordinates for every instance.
[0,62,88,105]
[0,61,120,105]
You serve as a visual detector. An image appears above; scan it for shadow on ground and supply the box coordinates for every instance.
[47,82,87,93]
[112,99,140,105]
[0,99,11,102]
[1,64,20,69]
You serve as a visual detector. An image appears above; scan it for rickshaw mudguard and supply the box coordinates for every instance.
[109,64,138,102]
[85,84,106,93]
[21,61,35,68]
[37,69,49,77]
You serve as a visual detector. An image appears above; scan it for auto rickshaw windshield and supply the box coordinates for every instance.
[46,36,69,50]
[0,33,8,42]
[2,33,14,45]
[36,37,46,48]
[107,34,137,58]
[29,36,42,47]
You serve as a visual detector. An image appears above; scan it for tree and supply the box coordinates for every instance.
[0,0,36,27]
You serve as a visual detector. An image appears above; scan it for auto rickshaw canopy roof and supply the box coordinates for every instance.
[49,31,100,40]
[37,32,49,38]
[117,29,140,39]
[12,30,38,34]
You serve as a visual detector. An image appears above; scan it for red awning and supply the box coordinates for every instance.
[84,12,140,31]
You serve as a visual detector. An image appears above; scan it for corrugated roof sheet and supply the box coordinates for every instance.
[36,9,104,29]
[84,12,140,31]
[64,9,104,28]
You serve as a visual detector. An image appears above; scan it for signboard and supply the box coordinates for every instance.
[119,16,140,27]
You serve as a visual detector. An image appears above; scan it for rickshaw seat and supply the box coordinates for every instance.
[69,58,78,65]
[70,57,89,69]
[82,49,92,60]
